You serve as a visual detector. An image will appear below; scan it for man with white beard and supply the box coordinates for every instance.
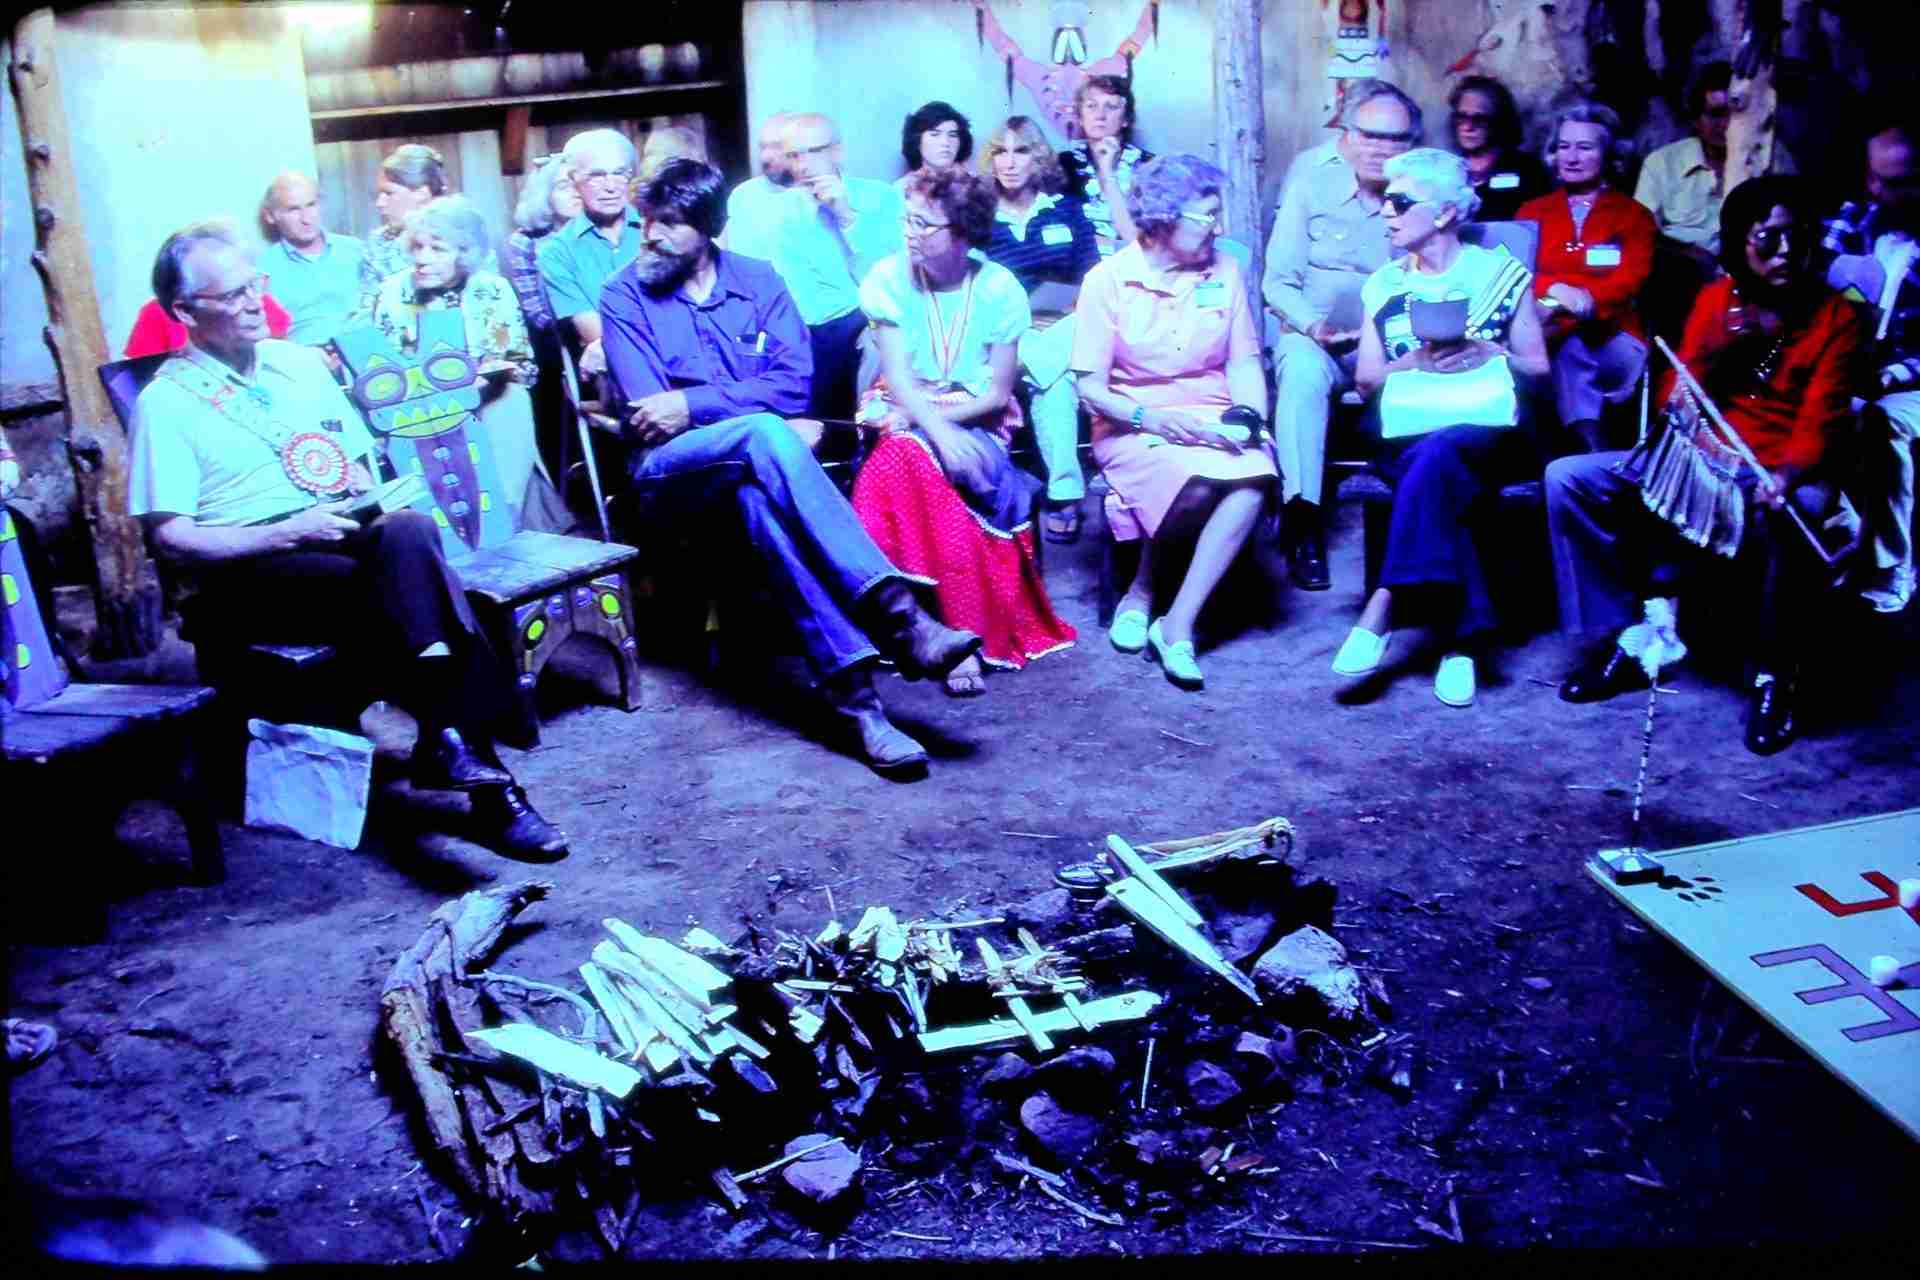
[599,160,982,777]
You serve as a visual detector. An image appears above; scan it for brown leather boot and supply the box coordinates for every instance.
[822,667,929,775]
[860,580,982,682]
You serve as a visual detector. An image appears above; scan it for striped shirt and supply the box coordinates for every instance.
[1360,243,1534,362]
[981,192,1102,297]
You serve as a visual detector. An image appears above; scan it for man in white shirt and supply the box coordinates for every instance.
[128,221,567,861]
[721,111,797,260]
[766,112,906,416]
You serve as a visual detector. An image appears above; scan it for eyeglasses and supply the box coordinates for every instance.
[902,214,953,235]
[1747,225,1802,258]
[1380,192,1429,216]
[1177,209,1221,231]
[190,272,268,309]
[1451,111,1495,129]
[786,142,835,162]
[1351,126,1415,147]
[578,168,634,188]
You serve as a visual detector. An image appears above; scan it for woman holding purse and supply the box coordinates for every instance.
[1333,149,1550,707]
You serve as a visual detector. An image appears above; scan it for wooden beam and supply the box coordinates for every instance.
[1724,16,1779,195]
[308,79,728,122]
[500,105,531,176]
[8,9,161,658]
[1213,0,1267,310]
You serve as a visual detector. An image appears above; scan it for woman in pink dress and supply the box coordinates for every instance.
[1072,154,1276,688]
[851,169,1077,696]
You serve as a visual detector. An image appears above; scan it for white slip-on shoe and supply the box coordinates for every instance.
[1109,608,1150,653]
[1434,652,1476,707]
[1331,625,1392,676]
[1147,620,1204,689]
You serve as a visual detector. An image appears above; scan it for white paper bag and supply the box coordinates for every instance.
[244,718,376,849]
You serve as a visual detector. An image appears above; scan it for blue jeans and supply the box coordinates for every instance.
[629,413,902,681]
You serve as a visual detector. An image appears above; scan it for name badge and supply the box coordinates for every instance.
[1489,172,1520,190]
[1586,244,1622,269]
[1194,280,1228,310]
[1040,223,1074,246]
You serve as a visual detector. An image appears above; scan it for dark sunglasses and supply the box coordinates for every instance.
[1352,126,1416,146]
[1451,111,1495,128]
[1381,191,1427,216]
[1747,225,1804,259]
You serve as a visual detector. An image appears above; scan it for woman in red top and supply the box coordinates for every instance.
[1515,101,1655,454]
[1545,176,1863,755]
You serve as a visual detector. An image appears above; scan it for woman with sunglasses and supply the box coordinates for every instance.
[850,169,1077,697]
[1446,75,1549,222]
[1333,148,1547,708]
[1072,154,1274,690]
[1515,99,1656,455]
[1546,177,1861,755]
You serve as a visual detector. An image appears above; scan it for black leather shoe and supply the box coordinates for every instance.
[1559,646,1653,704]
[472,784,570,862]
[863,580,983,681]
[412,727,513,791]
[1744,676,1798,756]
[1288,526,1330,591]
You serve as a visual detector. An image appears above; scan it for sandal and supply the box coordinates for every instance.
[1042,503,1081,544]
[5,1018,57,1074]
[944,658,988,698]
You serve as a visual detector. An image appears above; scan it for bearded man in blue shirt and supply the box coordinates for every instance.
[600,160,981,777]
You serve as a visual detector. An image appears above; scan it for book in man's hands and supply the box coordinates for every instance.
[343,472,430,524]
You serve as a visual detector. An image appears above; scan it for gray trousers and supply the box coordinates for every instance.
[1272,331,1357,505]
[1545,449,1829,672]
[1551,330,1647,425]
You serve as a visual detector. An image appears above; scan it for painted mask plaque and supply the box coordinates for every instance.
[333,310,513,555]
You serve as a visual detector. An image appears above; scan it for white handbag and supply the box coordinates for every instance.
[1378,354,1519,440]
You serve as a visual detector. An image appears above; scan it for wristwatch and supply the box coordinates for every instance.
[1129,404,1147,431]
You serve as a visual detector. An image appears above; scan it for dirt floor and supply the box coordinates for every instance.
[8,500,1920,1263]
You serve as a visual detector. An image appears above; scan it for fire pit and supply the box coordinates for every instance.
[378,818,1405,1257]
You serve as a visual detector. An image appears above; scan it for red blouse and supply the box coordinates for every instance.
[1658,276,1864,471]
[1515,188,1656,341]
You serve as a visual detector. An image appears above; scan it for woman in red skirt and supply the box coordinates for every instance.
[851,169,1077,696]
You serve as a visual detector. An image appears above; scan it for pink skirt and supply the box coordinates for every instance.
[1092,428,1277,542]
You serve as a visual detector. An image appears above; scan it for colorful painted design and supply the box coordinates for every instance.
[1,505,69,709]
[1587,809,1920,1139]
[333,310,513,555]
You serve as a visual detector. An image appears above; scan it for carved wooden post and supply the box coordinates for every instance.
[8,8,161,657]
[1213,0,1266,308]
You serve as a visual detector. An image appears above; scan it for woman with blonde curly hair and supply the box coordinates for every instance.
[980,116,1102,541]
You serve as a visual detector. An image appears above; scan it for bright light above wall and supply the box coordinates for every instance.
[284,3,372,38]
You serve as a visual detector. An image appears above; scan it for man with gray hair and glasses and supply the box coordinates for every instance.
[537,127,644,376]
[127,221,569,861]
[1263,78,1419,591]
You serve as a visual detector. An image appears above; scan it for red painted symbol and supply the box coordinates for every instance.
[1794,872,1920,927]
[1750,945,1920,1042]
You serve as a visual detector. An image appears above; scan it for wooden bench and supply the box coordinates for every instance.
[4,505,224,935]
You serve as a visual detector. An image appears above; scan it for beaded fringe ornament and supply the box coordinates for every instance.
[1616,381,1747,557]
